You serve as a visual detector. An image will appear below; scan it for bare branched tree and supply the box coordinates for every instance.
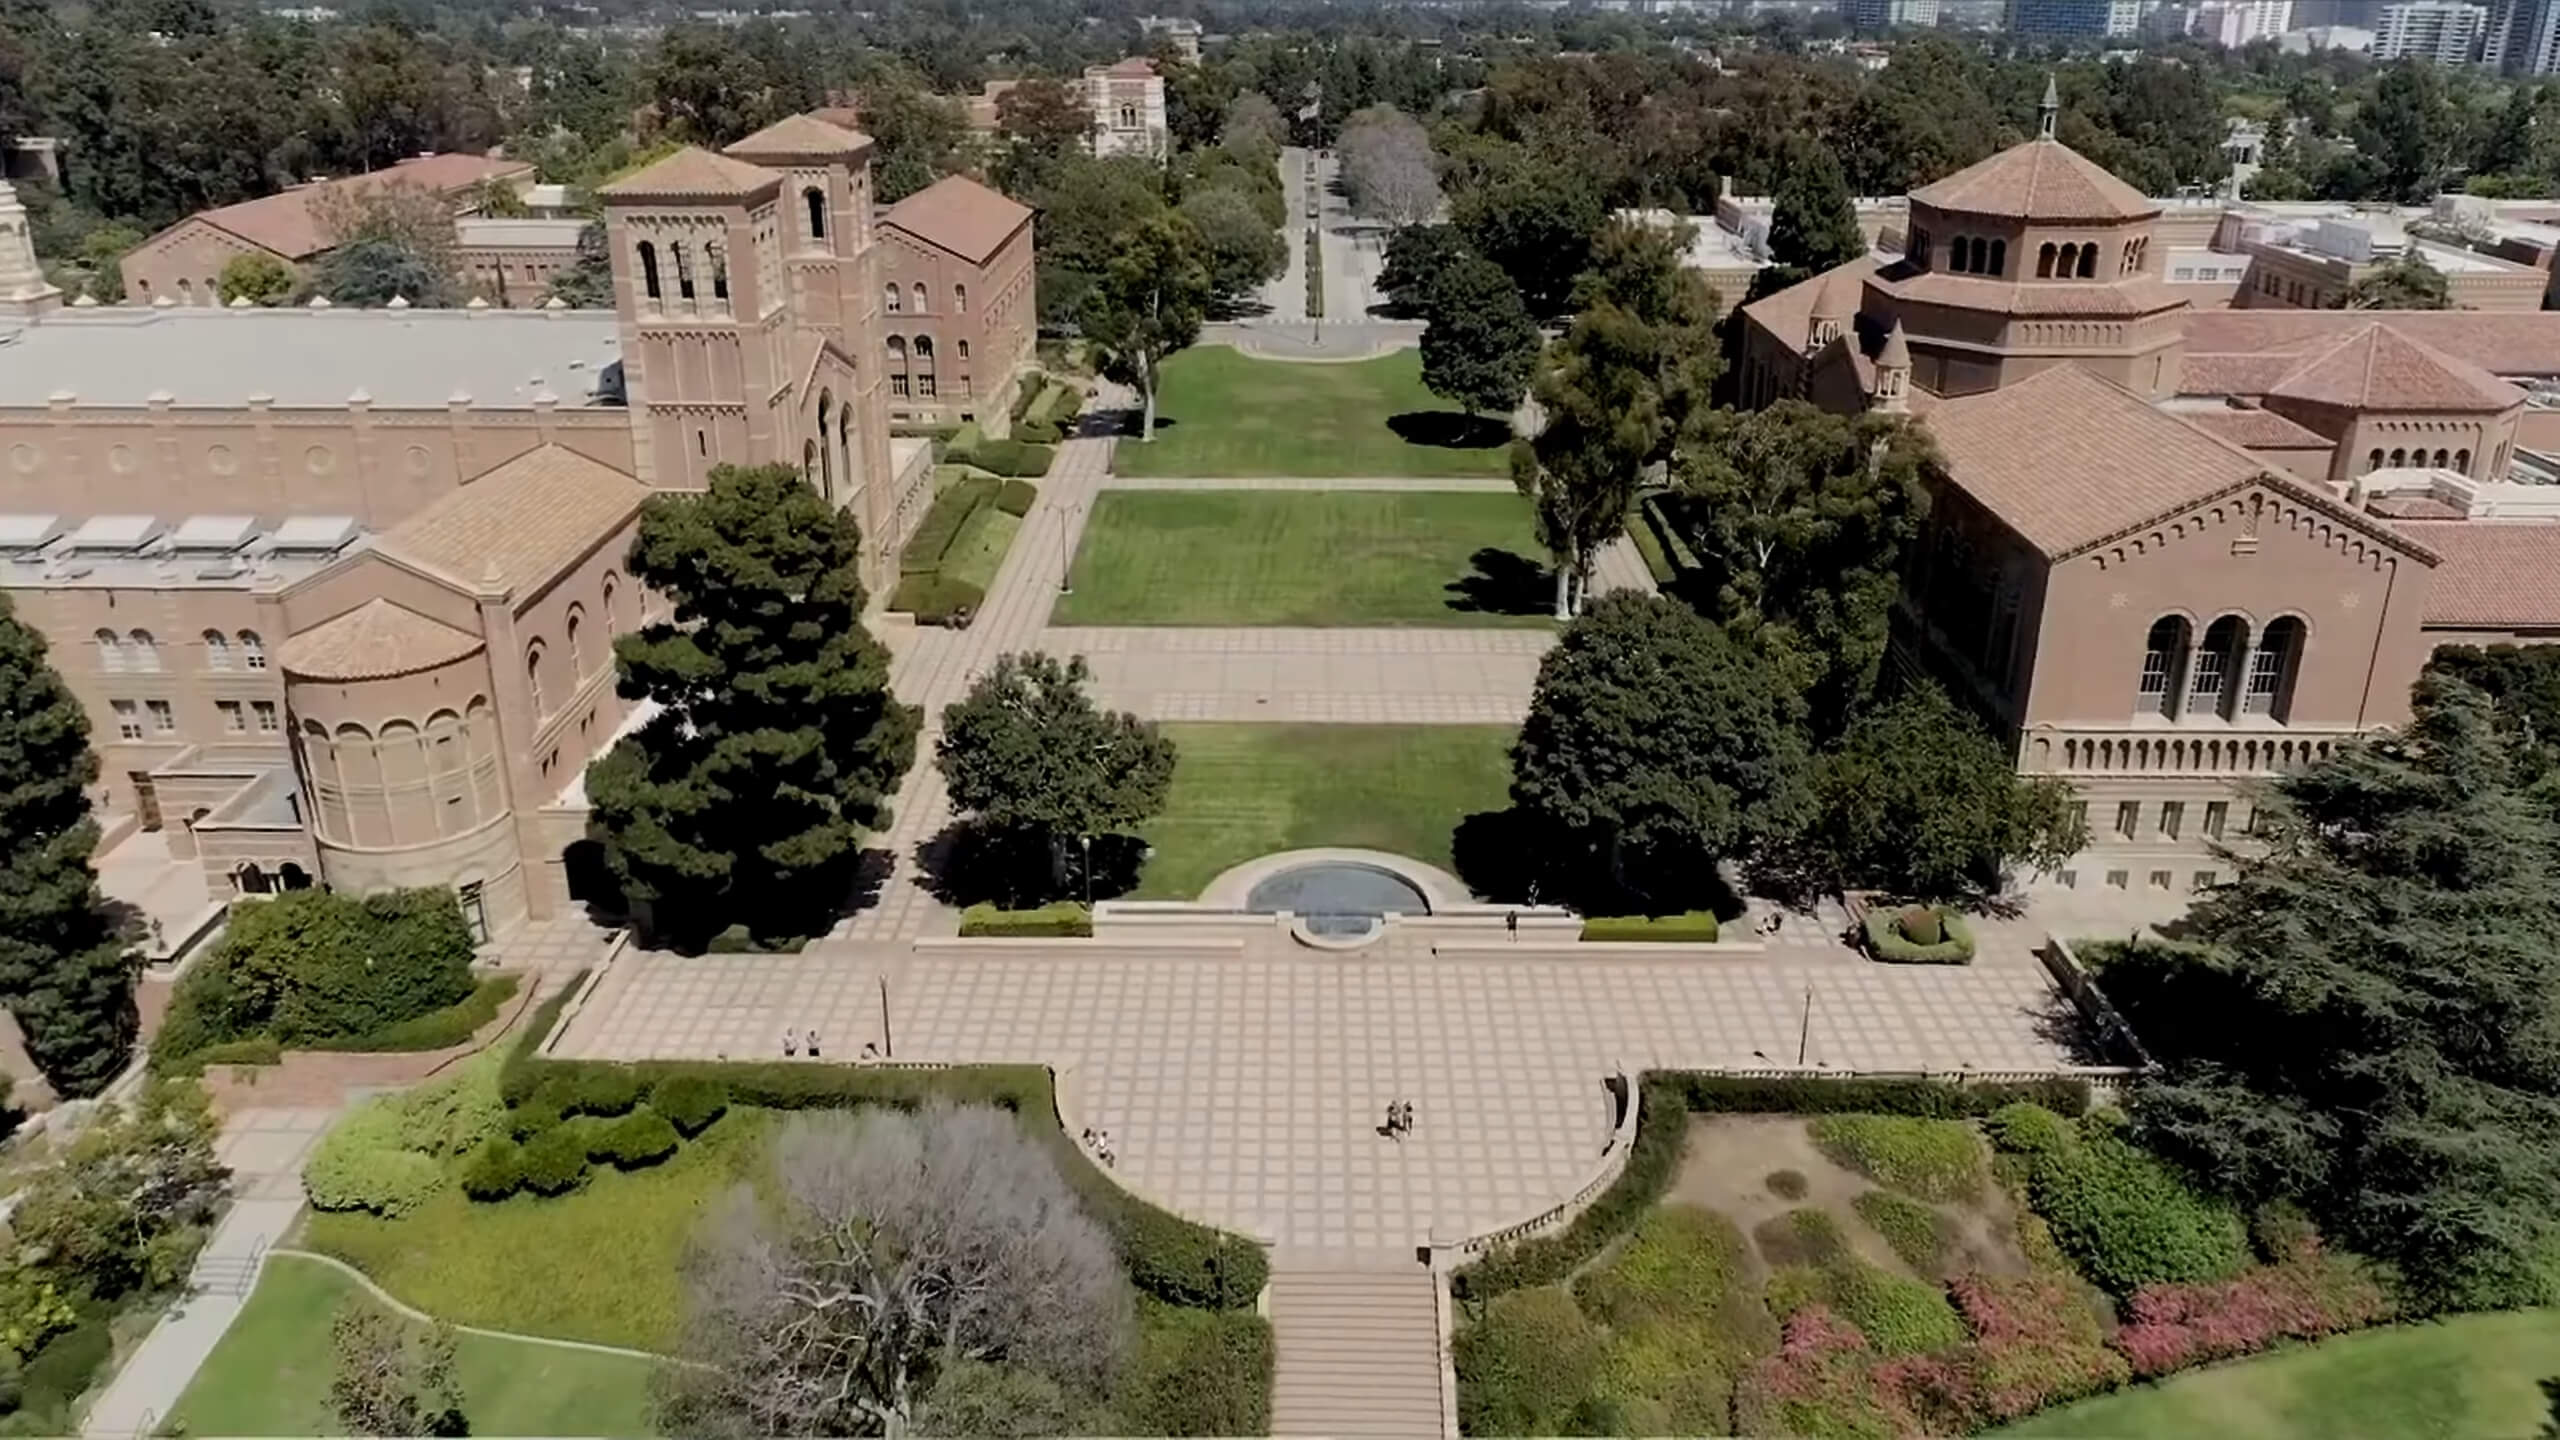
[662,1104,1132,1437]
[1337,106,1443,231]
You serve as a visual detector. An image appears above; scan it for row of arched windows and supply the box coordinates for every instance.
[1946,236,2007,277]
[805,389,854,503]
[524,578,618,719]
[883,283,967,316]
[2138,614,2305,723]
[887,335,948,399]
[2037,242,2101,279]
[98,628,263,672]
[2367,446,2469,472]
[634,240,731,307]
[297,699,506,849]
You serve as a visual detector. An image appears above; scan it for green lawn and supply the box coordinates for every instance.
[301,1108,771,1351]
[1132,724,1515,898]
[167,1255,658,1437]
[945,504,1022,591]
[1113,346,1512,478]
[1992,1309,2560,1439]
[1053,490,1552,627]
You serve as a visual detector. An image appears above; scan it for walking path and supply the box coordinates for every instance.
[1267,1258,1446,1437]
[1048,627,1548,724]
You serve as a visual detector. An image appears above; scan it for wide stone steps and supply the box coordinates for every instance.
[1269,1262,1445,1439]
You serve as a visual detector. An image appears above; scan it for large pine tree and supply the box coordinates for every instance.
[0,595,137,1095]
[583,465,919,947]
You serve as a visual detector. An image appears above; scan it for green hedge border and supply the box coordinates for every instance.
[958,901,1093,937]
[1862,906,1976,965]
[502,973,1266,1311]
[901,475,999,578]
[1448,1071,2090,1303]
[1581,912,1720,943]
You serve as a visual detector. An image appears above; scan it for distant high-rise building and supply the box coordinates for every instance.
[2376,0,2488,55]
[1840,0,1941,26]
[2008,0,2135,35]
[2191,0,2295,42]
[2483,0,2560,69]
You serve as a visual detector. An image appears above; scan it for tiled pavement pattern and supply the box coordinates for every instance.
[560,949,893,1062]
[479,913,623,978]
[1046,627,1552,724]
[1101,476,1518,491]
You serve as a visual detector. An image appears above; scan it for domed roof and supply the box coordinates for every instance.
[1908,136,2156,225]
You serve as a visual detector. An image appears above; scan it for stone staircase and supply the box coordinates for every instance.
[1268,1254,1447,1439]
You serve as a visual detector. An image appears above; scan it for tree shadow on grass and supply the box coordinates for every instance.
[914,819,1146,908]
[1111,411,1180,438]
[1453,806,1747,918]
[1445,547,1553,618]
[1387,411,1511,451]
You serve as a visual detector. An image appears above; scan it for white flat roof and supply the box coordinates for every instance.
[169,514,258,551]
[0,308,622,409]
[67,514,158,550]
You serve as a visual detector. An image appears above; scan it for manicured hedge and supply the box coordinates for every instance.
[518,1125,592,1195]
[892,421,964,440]
[888,573,984,627]
[304,1098,446,1217]
[461,1137,523,1199]
[650,1074,729,1136]
[1009,372,1048,424]
[153,887,478,1068]
[1862,905,1976,964]
[951,437,1055,478]
[1581,911,1720,942]
[160,1036,283,1075]
[957,901,1093,937]
[1451,1072,2090,1303]
[900,475,999,577]
[498,997,1266,1309]
[995,478,1037,517]
[316,974,519,1053]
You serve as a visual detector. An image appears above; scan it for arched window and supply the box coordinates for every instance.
[804,438,820,486]
[2432,448,2449,468]
[638,241,661,301]
[129,630,159,671]
[1988,238,2007,276]
[2367,448,2384,472]
[672,242,695,301]
[954,283,968,314]
[2138,615,2191,718]
[235,862,270,895]
[957,338,970,360]
[2390,447,2408,467]
[177,278,193,305]
[203,629,231,669]
[805,186,828,241]
[2037,242,2056,278]
[884,284,901,314]
[914,336,936,399]
[816,392,835,498]
[2456,447,2472,472]
[887,335,910,397]
[2246,617,2304,718]
[2056,243,2077,276]
[566,605,586,676]
[602,572,619,630]
[526,640,547,713]
[2077,244,2097,279]
[94,629,122,671]
[240,631,266,669]
[706,241,729,301]
[2190,616,2249,720]
[912,283,928,313]
[1971,237,1991,272]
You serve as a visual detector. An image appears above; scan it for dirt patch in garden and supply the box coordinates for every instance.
[1670,1115,2033,1282]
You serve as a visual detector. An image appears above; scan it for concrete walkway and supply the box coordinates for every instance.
[81,1108,333,1438]
[1101,475,1516,491]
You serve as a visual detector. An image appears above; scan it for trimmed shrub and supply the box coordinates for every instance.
[957,901,1093,938]
[1009,372,1048,423]
[969,438,1055,478]
[1581,911,1720,942]
[1896,905,1941,946]
[1012,416,1064,446]
[1115,1302,1273,1436]
[901,475,999,577]
[995,478,1037,517]
[1990,1104,2251,1297]
[1762,1237,1965,1356]
[2113,1246,2391,1379]
[303,1098,446,1217]
[1809,1114,1986,1202]
[152,887,477,1064]
[460,1137,524,1200]
[564,1066,641,1118]
[1767,1169,1809,1201]
[518,1125,592,1196]
[318,974,518,1052]
[509,1100,562,1141]
[395,1052,507,1157]
[1862,905,1974,964]
[155,1035,282,1076]
[889,573,984,628]
[594,1106,680,1168]
[1453,1286,1605,1436]
[649,1074,729,1137]
[1854,1189,1959,1274]
[1951,1271,2130,1422]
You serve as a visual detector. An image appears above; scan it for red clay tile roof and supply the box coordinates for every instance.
[2402,520,2560,628]
[2183,310,2560,381]
[2178,406,2332,449]
[1100,56,1159,76]
[171,154,531,261]
[2264,323,2518,413]
[1738,254,1882,347]
[380,444,649,594]
[880,174,1034,264]
[723,113,871,161]
[598,146,782,203]
[2178,349,2317,397]
[1909,137,2156,223]
[1924,365,2418,562]
[281,598,483,681]
[1870,268,2188,318]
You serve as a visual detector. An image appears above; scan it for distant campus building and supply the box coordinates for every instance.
[0,114,1036,936]
[1738,89,2560,891]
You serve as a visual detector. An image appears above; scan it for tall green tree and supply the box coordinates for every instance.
[2354,61,2464,204]
[331,1303,465,1438]
[2333,252,2452,310]
[1081,215,1211,442]
[936,653,1177,905]
[1030,154,1167,327]
[1673,401,1937,721]
[0,594,136,1096]
[861,76,973,204]
[584,465,918,947]
[1766,140,1865,278]
[1419,254,1541,418]
[993,76,1090,200]
[543,221,615,309]
[217,251,292,306]
[1176,185,1286,312]
[2112,681,2560,1311]
[1511,593,1811,908]
[1450,158,1603,317]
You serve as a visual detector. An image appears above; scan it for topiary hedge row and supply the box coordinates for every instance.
[888,573,985,628]
[900,475,1000,578]
[497,990,1267,1310]
[1451,1072,2090,1303]
[995,478,1037,517]
[1581,911,1720,942]
[957,901,1093,937]
[1862,905,1976,964]
[949,436,1056,478]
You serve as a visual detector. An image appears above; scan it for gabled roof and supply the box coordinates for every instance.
[152,154,531,261]
[379,444,650,594]
[1924,365,2426,563]
[1870,268,2189,319]
[281,598,483,681]
[723,113,871,162]
[2177,406,2331,450]
[2398,520,2560,629]
[1738,253,1881,346]
[1909,137,2156,224]
[880,175,1035,264]
[598,146,782,204]
[2264,323,2520,413]
[2183,310,2560,381]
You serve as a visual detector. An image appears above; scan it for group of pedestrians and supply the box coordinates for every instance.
[782,1026,823,1057]
[1081,1127,1117,1168]
[1381,1098,1416,1140]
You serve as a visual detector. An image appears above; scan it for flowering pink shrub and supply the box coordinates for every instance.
[2113,1248,2391,1378]
[1948,1272,2129,1420]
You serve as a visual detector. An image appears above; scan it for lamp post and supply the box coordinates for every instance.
[1057,504,1076,594]
[1080,833,1094,910]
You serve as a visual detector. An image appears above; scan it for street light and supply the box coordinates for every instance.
[1080,833,1094,909]
[1057,504,1076,594]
